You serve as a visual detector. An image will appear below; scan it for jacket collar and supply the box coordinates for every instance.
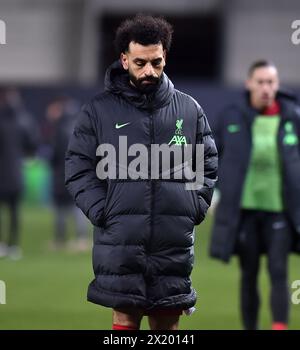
[104,60,174,111]
[240,90,299,125]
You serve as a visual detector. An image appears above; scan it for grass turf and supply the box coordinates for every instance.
[0,205,299,329]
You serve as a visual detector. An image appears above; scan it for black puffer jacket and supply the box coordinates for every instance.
[65,61,218,311]
[51,113,75,205]
[0,103,37,198]
[210,91,300,263]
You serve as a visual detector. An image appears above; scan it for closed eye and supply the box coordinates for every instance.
[151,58,163,67]
[134,59,146,67]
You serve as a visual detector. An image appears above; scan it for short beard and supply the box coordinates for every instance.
[129,72,161,94]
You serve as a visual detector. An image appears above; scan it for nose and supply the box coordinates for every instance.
[262,83,270,93]
[144,62,155,77]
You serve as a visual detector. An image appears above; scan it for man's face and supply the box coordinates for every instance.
[246,66,279,109]
[46,101,64,122]
[120,42,166,93]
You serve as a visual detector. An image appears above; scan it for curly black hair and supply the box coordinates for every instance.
[115,14,173,55]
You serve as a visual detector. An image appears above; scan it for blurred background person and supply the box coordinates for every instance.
[42,96,90,251]
[0,87,38,260]
[210,60,300,330]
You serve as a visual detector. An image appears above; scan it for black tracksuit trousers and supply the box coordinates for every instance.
[237,209,292,330]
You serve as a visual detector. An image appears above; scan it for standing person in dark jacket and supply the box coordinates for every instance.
[65,14,218,330]
[0,87,37,260]
[210,60,300,330]
[45,97,89,251]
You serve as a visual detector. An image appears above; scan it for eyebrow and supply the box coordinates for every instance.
[133,57,163,64]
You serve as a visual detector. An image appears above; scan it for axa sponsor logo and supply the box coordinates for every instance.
[168,119,187,146]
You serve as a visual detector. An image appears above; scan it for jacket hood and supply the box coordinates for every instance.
[104,60,174,110]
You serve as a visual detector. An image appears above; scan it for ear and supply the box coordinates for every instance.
[274,76,280,91]
[120,53,129,70]
[163,50,167,66]
[245,78,251,91]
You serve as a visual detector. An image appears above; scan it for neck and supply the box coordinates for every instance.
[129,79,136,88]
[251,97,276,111]
[262,100,280,115]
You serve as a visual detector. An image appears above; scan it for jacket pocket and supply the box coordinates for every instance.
[102,180,114,221]
[191,189,205,225]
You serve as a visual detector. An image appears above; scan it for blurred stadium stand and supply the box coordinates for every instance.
[0,0,299,85]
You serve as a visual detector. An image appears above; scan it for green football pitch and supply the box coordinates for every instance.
[0,206,299,330]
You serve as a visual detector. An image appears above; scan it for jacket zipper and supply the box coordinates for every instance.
[277,116,286,210]
[149,113,155,251]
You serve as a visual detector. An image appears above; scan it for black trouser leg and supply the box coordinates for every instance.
[7,196,20,247]
[264,214,291,324]
[0,203,2,242]
[54,205,68,244]
[238,211,261,330]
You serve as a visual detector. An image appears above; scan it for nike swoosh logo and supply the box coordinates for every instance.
[115,122,131,129]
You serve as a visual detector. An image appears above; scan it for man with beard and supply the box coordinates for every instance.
[65,14,217,330]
